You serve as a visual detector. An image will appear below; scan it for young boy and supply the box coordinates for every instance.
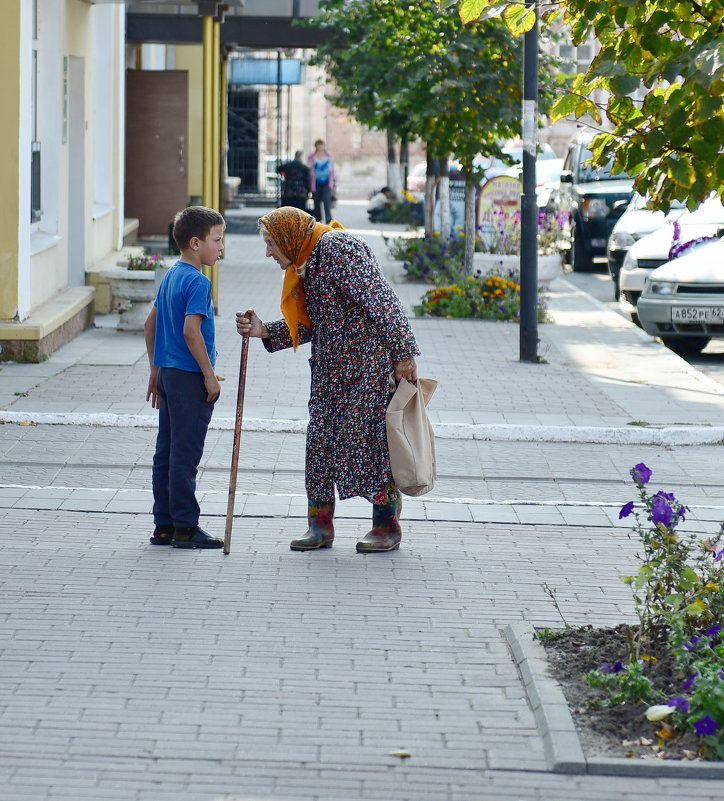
[143,206,225,549]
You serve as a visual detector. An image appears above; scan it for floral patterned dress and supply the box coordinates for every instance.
[263,230,419,502]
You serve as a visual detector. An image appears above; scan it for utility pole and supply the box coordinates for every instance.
[519,0,539,362]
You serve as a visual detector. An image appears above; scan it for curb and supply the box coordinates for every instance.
[504,622,724,779]
[2,411,724,445]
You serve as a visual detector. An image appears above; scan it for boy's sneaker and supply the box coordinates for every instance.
[171,526,223,549]
[150,525,174,545]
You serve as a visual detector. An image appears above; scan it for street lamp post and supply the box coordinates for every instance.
[519,0,539,362]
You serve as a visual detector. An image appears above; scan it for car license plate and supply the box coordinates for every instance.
[671,307,724,322]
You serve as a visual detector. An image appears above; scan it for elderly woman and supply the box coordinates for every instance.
[236,207,419,553]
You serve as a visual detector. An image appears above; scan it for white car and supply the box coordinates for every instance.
[637,237,724,355]
[606,193,687,298]
[618,195,724,320]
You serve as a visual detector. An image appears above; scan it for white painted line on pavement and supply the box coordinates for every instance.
[2,410,724,445]
[2,483,724,510]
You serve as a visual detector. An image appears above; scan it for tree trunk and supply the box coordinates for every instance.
[464,171,476,275]
[438,156,450,239]
[399,135,409,194]
[386,130,402,196]
[424,150,436,234]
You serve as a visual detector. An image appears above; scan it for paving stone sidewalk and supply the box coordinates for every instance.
[1,201,723,800]
[1,508,723,801]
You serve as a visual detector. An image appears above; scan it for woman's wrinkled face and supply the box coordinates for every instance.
[263,232,291,270]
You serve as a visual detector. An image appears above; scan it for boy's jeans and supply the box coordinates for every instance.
[152,367,215,529]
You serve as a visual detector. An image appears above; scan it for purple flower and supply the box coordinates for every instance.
[655,490,676,502]
[715,548,724,563]
[631,463,652,485]
[677,504,689,521]
[693,715,719,736]
[705,624,722,637]
[619,501,635,519]
[683,673,698,691]
[651,495,675,525]
[684,636,701,651]
[651,495,673,526]
[668,696,690,712]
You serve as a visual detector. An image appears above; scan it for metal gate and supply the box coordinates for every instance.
[227,87,259,193]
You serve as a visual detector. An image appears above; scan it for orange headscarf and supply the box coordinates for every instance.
[258,206,344,349]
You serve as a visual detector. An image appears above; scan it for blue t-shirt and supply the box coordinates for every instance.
[153,261,216,372]
[314,157,331,185]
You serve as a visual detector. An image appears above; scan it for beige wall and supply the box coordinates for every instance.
[0,0,126,323]
[0,1,21,320]
[175,45,204,201]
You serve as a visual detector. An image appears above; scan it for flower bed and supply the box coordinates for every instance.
[413,270,549,322]
[541,464,724,761]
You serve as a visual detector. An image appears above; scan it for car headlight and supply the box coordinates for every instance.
[581,197,609,220]
[647,280,675,295]
[622,251,638,271]
[610,231,636,250]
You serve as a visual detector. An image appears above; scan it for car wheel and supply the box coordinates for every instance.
[661,336,711,356]
[571,228,593,272]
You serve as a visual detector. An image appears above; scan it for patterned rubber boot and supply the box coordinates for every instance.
[356,487,403,553]
[290,500,335,551]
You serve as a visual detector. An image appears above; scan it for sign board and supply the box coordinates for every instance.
[477,175,522,254]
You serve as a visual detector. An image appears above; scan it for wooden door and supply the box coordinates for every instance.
[125,71,188,236]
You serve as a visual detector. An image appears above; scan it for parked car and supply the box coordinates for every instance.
[406,162,427,202]
[555,134,635,271]
[636,237,724,355]
[405,160,463,203]
[504,155,564,212]
[606,193,687,298]
[618,195,724,321]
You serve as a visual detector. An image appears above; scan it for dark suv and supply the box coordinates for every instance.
[556,136,634,271]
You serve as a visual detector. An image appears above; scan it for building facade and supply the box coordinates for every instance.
[0,0,126,361]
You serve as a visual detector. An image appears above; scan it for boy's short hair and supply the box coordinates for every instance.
[173,206,225,251]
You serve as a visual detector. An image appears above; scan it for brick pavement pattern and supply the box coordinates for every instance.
[1,201,723,800]
[1,509,722,801]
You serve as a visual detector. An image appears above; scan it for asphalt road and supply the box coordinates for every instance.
[562,260,724,390]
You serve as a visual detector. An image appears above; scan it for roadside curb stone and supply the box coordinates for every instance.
[505,622,724,780]
[3,410,724,446]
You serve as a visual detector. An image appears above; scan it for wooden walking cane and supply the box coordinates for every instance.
[224,334,249,554]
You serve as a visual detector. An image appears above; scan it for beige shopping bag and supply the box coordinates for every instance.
[385,377,438,497]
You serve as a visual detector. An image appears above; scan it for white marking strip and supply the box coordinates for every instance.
[2,411,724,445]
[1,484,723,510]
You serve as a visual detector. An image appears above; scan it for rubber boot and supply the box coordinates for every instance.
[290,500,335,551]
[356,489,402,553]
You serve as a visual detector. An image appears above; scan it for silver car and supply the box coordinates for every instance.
[637,237,724,355]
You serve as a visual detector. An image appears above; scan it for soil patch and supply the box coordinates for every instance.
[540,624,710,762]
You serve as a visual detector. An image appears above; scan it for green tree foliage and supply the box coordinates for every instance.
[311,0,529,169]
[443,0,724,211]
[310,1,557,267]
